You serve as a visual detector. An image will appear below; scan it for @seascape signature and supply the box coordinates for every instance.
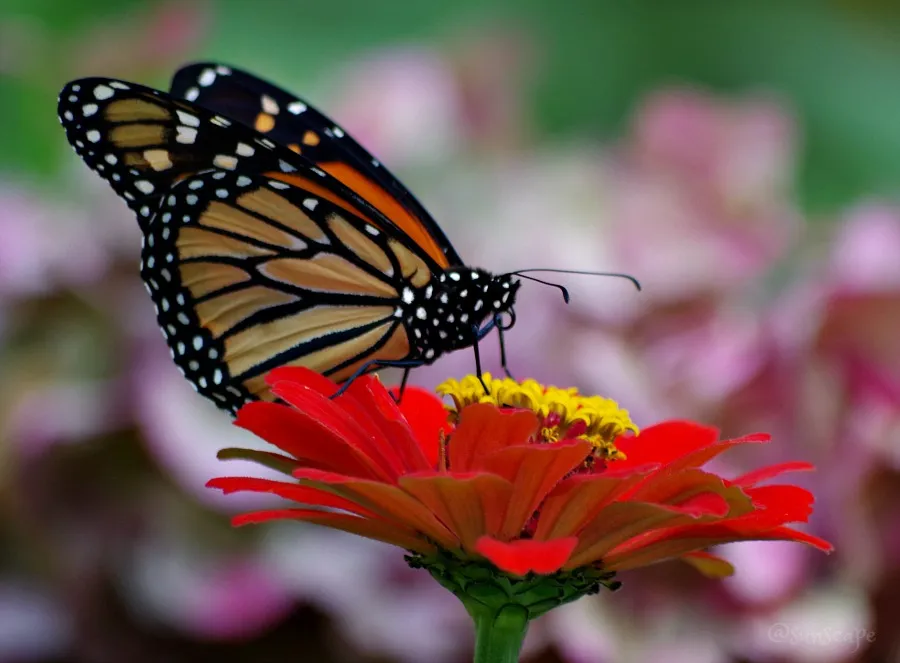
[768,623,875,651]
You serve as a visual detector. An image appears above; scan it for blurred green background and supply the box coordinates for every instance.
[5,0,900,210]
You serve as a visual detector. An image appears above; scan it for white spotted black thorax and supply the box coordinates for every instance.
[400,268,521,364]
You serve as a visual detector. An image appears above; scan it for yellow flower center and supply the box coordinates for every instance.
[436,374,638,461]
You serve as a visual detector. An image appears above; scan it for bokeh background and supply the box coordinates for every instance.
[1,1,899,661]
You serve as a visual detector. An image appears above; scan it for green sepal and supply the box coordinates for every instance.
[406,548,620,621]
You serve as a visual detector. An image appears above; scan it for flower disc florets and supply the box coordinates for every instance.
[437,373,638,461]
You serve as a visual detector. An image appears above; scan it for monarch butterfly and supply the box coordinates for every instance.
[57,63,637,414]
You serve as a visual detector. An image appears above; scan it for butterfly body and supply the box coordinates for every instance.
[58,64,521,414]
[403,267,520,360]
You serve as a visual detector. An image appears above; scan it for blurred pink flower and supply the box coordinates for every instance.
[132,340,286,512]
[827,202,900,292]
[0,183,116,296]
[326,28,532,169]
[262,526,468,663]
[327,49,462,167]
[814,203,900,462]
[69,1,209,78]
[124,526,294,641]
[0,580,71,662]
[608,88,801,304]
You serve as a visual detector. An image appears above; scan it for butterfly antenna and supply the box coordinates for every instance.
[513,273,571,303]
[511,268,641,292]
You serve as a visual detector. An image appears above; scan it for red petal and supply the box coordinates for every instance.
[675,492,729,517]
[448,404,538,472]
[400,473,514,550]
[265,366,338,396]
[624,468,754,518]
[567,501,701,568]
[207,477,378,518]
[270,381,404,479]
[612,421,719,471]
[475,536,578,575]
[481,440,593,539]
[232,508,433,553]
[734,462,815,487]
[391,386,450,467]
[612,426,769,480]
[764,526,834,552]
[534,472,650,540]
[662,433,770,473]
[347,378,434,472]
[234,402,382,479]
[604,524,833,572]
[744,484,815,524]
[292,468,460,550]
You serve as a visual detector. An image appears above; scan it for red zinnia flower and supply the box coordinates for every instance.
[208,368,831,660]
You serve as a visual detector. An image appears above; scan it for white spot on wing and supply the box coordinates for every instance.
[287,101,307,114]
[176,126,198,144]
[93,84,114,100]
[198,68,217,86]
[176,110,200,127]
[213,155,238,170]
[261,95,279,114]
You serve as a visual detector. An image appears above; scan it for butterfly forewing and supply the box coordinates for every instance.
[144,168,422,412]
[170,62,461,267]
[59,76,351,230]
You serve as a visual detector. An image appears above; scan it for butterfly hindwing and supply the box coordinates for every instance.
[171,62,462,267]
[144,168,422,412]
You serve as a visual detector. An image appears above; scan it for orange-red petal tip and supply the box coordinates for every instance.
[475,536,578,576]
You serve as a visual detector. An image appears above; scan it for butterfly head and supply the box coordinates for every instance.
[441,267,520,316]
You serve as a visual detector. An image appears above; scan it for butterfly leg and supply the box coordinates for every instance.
[470,325,491,394]
[496,318,516,380]
[395,367,412,403]
[332,359,422,399]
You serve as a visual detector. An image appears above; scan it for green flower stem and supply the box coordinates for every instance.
[406,549,621,663]
[468,603,529,663]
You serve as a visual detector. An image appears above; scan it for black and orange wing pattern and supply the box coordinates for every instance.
[57,76,438,412]
[57,74,385,236]
[170,62,462,268]
[143,168,433,413]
